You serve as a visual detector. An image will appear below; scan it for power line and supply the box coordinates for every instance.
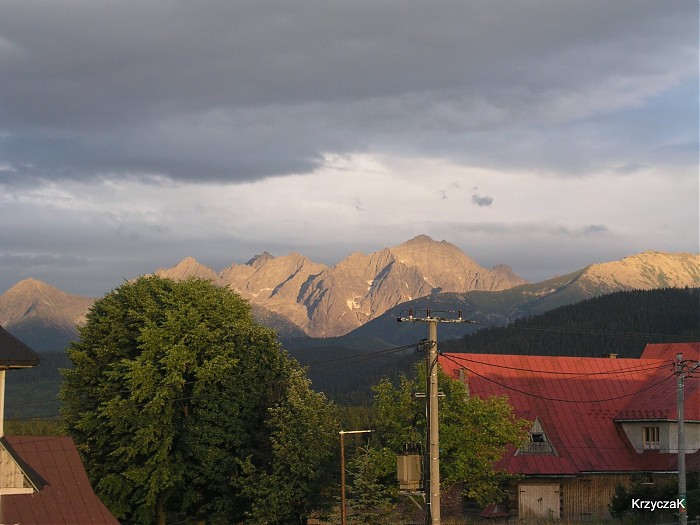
[439,353,676,404]
[301,341,421,367]
[443,354,672,377]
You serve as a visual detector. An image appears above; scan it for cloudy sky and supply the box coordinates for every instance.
[1,1,697,297]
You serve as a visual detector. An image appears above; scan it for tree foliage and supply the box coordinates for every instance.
[346,446,397,524]
[61,276,338,524]
[243,362,339,523]
[441,288,700,358]
[353,363,528,511]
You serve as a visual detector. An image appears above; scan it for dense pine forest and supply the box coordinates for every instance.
[439,287,700,357]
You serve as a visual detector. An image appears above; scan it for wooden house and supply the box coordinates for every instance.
[440,342,700,521]
[0,324,119,524]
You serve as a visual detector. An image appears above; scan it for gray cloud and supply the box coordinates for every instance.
[471,194,494,207]
[0,1,696,185]
[0,1,697,297]
[583,224,608,235]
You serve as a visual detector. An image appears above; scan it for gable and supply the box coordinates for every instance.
[516,417,557,456]
[0,437,45,495]
[641,342,700,360]
[0,436,119,525]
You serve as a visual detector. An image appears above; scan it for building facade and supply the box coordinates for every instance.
[440,342,700,521]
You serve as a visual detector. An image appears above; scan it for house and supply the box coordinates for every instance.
[0,324,119,525]
[440,342,700,521]
[0,436,119,525]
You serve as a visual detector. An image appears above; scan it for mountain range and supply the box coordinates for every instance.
[154,235,526,337]
[345,249,700,345]
[0,235,698,351]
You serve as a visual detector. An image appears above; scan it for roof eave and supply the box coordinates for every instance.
[0,437,48,491]
[614,418,700,423]
[0,364,41,370]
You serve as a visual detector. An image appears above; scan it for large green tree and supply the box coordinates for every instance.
[61,276,337,525]
[242,364,339,523]
[348,364,528,516]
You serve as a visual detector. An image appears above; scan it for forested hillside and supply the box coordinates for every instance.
[440,288,700,357]
[296,287,700,404]
[7,288,699,417]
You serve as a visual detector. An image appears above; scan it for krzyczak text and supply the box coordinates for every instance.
[631,499,686,511]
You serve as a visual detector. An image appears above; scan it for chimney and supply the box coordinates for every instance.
[458,367,469,395]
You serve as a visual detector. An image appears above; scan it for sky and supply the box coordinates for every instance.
[0,1,698,297]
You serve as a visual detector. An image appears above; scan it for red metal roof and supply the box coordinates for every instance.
[641,342,700,360]
[0,436,119,525]
[440,343,700,476]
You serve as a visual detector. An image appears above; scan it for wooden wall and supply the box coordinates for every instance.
[560,475,631,521]
[506,474,632,521]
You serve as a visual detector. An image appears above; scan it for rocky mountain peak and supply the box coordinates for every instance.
[402,234,437,245]
[215,237,528,336]
[2,277,76,304]
[0,277,94,329]
[155,257,220,283]
[0,241,696,342]
[491,264,527,285]
[246,251,275,268]
[581,251,700,290]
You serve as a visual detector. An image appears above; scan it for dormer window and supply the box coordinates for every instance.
[643,427,660,450]
[516,417,557,456]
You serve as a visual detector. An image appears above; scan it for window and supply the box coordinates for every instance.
[643,427,660,450]
[530,433,546,443]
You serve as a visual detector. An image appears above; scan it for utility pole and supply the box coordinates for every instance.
[675,353,700,525]
[339,429,373,525]
[397,309,476,525]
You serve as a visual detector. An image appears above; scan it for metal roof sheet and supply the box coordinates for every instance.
[0,436,119,525]
[440,343,700,476]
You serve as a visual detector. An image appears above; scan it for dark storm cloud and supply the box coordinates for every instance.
[0,0,696,185]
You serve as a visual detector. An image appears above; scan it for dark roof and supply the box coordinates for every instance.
[0,436,119,525]
[0,436,47,491]
[0,325,41,369]
[440,342,700,476]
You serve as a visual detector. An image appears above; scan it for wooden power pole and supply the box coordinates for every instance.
[675,353,699,525]
[398,309,475,525]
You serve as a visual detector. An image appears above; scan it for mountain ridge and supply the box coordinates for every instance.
[340,250,700,345]
[1,238,698,346]
[155,235,527,337]
[0,278,95,352]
